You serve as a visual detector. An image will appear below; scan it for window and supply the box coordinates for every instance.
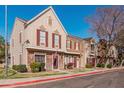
[67,40,70,49]
[69,56,73,63]
[71,41,74,49]
[35,55,45,63]
[76,42,78,50]
[91,44,95,51]
[40,31,46,45]
[54,34,59,48]
[19,33,22,43]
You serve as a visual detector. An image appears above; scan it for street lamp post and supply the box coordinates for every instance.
[4,5,8,78]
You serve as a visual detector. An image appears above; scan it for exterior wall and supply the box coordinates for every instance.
[10,18,25,66]
[10,7,95,70]
[24,9,67,51]
[58,54,64,70]
[66,36,82,53]
[46,53,53,71]
[66,36,86,68]
[83,39,96,66]
[23,9,67,66]
[64,54,80,69]
[27,50,65,71]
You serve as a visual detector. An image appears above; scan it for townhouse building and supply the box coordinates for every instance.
[10,6,96,71]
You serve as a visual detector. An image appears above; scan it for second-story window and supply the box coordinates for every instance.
[67,40,70,49]
[91,44,95,51]
[76,42,79,50]
[37,30,48,47]
[40,31,46,45]
[54,34,59,48]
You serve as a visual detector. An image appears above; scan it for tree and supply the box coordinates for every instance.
[97,39,107,64]
[0,35,5,63]
[87,6,124,67]
[115,30,124,47]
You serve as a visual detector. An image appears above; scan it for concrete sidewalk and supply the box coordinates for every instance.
[0,67,123,88]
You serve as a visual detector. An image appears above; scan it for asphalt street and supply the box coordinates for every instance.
[18,69,124,88]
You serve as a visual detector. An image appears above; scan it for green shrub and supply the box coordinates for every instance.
[96,63,101,67]
[96,63,105,68]
[30,62,45,73]
[101,64,105,68]
[107,64,112,68]
[67,63,73,69]
[12,64,27,73]
[85,64,93,68]
[40,63,45,71]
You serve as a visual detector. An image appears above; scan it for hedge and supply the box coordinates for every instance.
[30,62,45,73]
[12,64,27,73]
[85,64,93,68]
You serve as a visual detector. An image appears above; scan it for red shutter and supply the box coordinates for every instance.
[46,32,48,47]
[37,30,40,46]
[78,42,80,50]
[70,40,72,49]
[74,42,76,49]
[52,33,54,48]
[59,35,61,49]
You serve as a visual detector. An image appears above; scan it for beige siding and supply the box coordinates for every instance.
[25,9,67,52]
[10,18,25,66]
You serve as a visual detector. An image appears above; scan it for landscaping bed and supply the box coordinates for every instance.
[0,67,96,79]
[8,71,67,79]
[0,68,67,79]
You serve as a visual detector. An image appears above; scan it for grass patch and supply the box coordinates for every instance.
[70,68,95,73]
[0,68,67,79]
[8,71,67,79]
[0,68,17,79]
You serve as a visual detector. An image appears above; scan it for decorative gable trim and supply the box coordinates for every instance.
[26,6,68,35]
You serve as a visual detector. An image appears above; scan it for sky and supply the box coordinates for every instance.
[0,5,5,37]
[1,5,109,40]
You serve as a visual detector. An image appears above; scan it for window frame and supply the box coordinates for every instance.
[39,31,46,46]
[54,34,59,48]
[67,40,71,49]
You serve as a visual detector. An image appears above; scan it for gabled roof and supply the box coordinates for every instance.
[83,37,93,41]
[16,17,27,23]
[25,6,68,35]
[15,6,68,35]
[67,35,94,42]
[67,35,83,41]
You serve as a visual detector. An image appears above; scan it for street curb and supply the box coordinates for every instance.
[0,68,123,88]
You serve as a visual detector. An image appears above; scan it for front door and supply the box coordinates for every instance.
[53,56,58,69]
